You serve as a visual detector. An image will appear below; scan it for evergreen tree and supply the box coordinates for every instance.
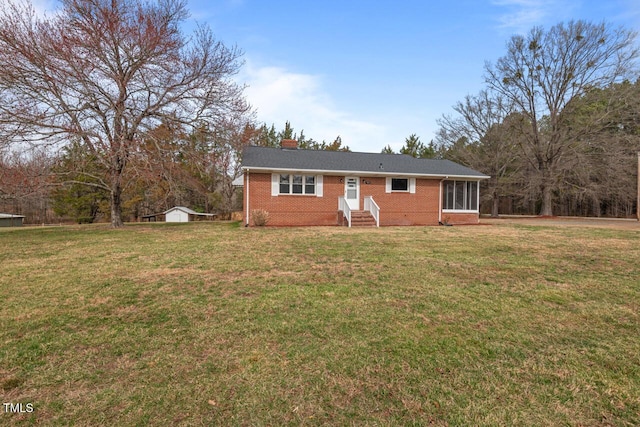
[258,124,279,147]
[277,121,294,142]
[399,134,435,158]
[323,136,350,151]
[381,145,395,154]
[51,142,109,223]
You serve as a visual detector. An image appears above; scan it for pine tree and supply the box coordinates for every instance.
[381,145,395,154]
[399,134,434,158]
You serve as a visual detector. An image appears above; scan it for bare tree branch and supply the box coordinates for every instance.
[484,20,639,215]
[0,0,250,226]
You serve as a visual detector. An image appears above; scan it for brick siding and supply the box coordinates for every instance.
[244,172,479,226]
[441,212,480,225]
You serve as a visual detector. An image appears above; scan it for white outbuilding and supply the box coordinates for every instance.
[163,206,215,222]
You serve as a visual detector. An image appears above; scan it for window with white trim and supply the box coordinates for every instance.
[391,178,409,192]
[386,177,416,193]
[443,180,478,211]
[279,174,315,195]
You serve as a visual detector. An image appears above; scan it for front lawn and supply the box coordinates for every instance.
[1,222,638,425]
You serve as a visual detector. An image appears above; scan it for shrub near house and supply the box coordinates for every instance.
[240,140,488,227]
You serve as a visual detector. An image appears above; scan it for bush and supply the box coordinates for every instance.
[251,209,269,227]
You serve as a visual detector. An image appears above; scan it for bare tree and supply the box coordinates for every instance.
[485,20,638,216]
[0,148,53,222]
[0,0,250,227]
[215,120,261,218]
[437,91,520,217]
[559,79,640,216]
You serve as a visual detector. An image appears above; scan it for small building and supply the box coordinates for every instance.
[240,140,489,227]
[164,206,216,223]
[0,213,25,227]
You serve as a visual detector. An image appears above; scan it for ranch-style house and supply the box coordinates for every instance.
[240,140,489,227]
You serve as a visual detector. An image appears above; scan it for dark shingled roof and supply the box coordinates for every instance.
[242,146,488,179]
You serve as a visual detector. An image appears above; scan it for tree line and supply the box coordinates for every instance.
[0,118,334,224]
[0,1,356,225]
[435,21,640,217]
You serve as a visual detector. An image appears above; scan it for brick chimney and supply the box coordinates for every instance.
[281,139,298,149]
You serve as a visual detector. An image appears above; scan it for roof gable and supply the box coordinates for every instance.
[164,206,198,215]
[241,146,488,179]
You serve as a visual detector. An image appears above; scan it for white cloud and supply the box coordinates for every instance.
[239,61,387,152]
[491,0,574,33]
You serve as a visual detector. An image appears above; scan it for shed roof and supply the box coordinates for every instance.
[241,146,488,179]
[0,213,25,218]
[163,206,215,216]
[164,206,199,215]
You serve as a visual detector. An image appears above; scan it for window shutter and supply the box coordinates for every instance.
[385,177,392,193]
[271,174,279,196]
[316,175,323,197]
[409,178,416,194]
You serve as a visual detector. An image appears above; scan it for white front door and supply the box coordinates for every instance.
[344,176,360,210]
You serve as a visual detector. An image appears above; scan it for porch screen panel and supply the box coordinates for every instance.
[454,181,465,209]
[443,181,454,210]
[443,180,479,211]
[467,181,478,210]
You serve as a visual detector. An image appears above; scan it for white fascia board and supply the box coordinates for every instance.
[241,166,489,180]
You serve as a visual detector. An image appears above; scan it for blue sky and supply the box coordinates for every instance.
[33,0,640,152]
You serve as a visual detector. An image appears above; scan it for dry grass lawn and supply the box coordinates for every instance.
[0,221,638,426]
